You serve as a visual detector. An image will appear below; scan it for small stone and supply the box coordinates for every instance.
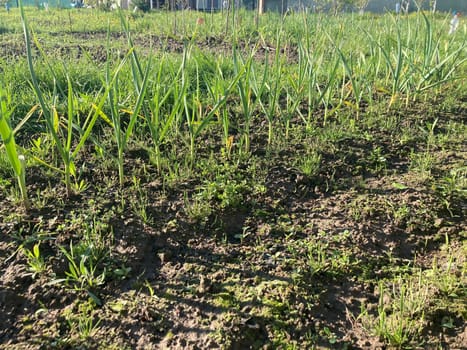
[157,250,172,264]
[197,275,212,294]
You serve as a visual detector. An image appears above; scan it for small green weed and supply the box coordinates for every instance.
[410,150,435,180]
[55,242,106,298]
[184,191,213,225]
[295,150,321,178]
[63,299,101,340]
[367,146,387,174]
[359,274,428,347]
[22,243,46,278]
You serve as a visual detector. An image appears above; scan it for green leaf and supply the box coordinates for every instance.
[392,182,408,190]
[69,161,76,178]
[33,244,40,259]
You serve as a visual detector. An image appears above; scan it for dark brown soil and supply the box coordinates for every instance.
[0,31,297,64]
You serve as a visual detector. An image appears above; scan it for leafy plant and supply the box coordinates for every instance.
[56,242,106,299]
[63,299,101,340]
[20,1,126,196]
[106,13,152,186]
[232,46,259,153]
[359,275,428,347]
[22,243,46,277]
[0,82,29,209]
[184,191,213,225]
[296,150,321,178]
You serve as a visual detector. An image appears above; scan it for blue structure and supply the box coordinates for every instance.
[7,0,73,8]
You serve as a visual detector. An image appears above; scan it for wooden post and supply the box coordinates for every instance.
[258,0,264,15]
